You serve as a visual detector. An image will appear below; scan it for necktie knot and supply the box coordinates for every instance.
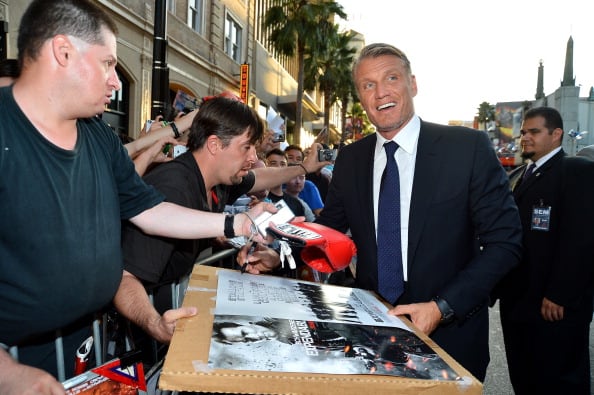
[523,163,536,180]
[384,141,399,157]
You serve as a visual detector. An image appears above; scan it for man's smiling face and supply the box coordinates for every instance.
[354,54,417,138]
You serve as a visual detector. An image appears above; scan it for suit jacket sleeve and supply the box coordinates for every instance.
[427,129,522,318]
[546,157,594,309]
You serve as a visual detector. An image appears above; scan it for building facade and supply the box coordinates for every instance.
[496,36,594,157]
[0,0,342,146]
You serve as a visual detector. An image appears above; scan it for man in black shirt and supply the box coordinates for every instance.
[115,99,325,344]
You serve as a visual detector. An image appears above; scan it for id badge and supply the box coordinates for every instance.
[531,205,551,231]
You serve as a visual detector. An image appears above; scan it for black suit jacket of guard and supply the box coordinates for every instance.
[500,150,594,323]
[317,120,522,379]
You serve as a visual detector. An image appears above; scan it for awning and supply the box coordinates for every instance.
[277,92,323,122]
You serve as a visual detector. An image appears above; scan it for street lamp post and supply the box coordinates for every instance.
[151,0,169,119]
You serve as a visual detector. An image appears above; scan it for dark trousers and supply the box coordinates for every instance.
[500,313,591,395]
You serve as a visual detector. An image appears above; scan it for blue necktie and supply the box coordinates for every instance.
[377,141,404,304]
[523,163,536,180]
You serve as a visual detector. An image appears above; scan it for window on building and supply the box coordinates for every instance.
[188,0,203,34]
[224,13,242,63]
[167,0,176,14]
[103,69,129,138]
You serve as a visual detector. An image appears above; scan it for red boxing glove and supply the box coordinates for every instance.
[267,221,356,273]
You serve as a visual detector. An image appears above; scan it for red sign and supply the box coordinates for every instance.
[240,64,249,104]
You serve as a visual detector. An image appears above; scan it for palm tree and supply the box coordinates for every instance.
[304,25,357,145]
[477,101,496,131]
[263,0,346,145]
[337,76,358,144]
[347,101,373,140]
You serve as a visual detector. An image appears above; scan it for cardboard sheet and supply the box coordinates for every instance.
[159,265,482,394]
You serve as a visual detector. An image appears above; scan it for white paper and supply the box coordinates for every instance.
[214,270,410,331]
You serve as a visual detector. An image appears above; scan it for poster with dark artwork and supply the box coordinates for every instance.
[206,271,461,380]
[208,314,459,380]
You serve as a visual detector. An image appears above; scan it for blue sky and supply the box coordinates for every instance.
[337,0,594,124]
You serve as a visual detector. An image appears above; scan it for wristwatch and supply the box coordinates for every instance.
[432,296,455,324]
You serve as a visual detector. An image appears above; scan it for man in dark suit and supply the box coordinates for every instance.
[315,43,522,381]
[497,107,594,394]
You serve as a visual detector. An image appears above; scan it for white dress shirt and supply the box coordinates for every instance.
[373,115,420,281]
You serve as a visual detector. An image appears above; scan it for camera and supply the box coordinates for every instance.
[318,148,338,162]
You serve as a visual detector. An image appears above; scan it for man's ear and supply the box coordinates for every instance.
[553,128,563,143]
[52,35,72,66]
[206,135,220,155]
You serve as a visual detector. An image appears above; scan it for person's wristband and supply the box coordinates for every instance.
[297,163,308,175]
[224,214,235,238]
[170,122,181,138]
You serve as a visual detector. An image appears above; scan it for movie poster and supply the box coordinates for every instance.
[208,314,459,380]
[207,271,460,380]
[211,270,409,330]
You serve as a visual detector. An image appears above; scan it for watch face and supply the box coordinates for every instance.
[441,312,454,322]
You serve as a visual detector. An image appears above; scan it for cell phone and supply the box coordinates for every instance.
[144,119,154,133]
[172,145,188,158]
[162,144,188,158]
[253,199,295,236]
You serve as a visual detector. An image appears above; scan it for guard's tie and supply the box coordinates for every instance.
[523,163,536,180]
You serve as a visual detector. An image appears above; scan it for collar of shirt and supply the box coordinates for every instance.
[374,115,421,157]
[529,146,562,170]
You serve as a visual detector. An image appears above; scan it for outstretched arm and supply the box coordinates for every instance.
[113,271,197,343]
[130,201,276,242]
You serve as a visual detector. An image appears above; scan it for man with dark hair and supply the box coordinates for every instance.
[286,143,331,203]
[115,97,324,344]
[0,1,276,392]
[496,107,594,394]
[284,144,325,216]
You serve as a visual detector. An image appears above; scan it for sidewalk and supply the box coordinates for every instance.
[483,302,594,395]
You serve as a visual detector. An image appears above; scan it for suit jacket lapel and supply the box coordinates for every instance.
[514,150,565,197]
[359,134,378,244]
[408,124,442,269]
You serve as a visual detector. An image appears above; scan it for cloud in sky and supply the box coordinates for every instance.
[338,0,594,124]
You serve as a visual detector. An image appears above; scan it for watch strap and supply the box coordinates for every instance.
[432,296,455,324]
[224,214,235,238]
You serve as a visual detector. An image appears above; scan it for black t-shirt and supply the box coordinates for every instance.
[0,86,164,346]
[121,152,255,287]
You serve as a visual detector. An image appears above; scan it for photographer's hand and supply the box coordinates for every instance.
[303,143,328,173]
[133,136,179,176]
